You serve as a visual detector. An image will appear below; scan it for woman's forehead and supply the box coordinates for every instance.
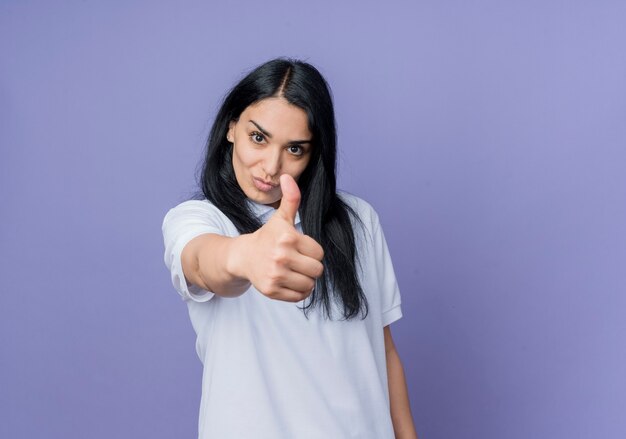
[241,98,311,138]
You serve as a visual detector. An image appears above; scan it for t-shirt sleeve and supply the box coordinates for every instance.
[371,212,403,327]
[161,200,225,303]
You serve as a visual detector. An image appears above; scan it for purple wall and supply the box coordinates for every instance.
[2,1,625,438]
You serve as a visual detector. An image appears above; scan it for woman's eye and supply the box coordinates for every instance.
[250,132,265,144]
[288,145,303,156]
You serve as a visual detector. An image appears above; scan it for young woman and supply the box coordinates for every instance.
[162,57,418,439]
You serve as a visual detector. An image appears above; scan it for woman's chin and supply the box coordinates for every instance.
[246,190,280,207]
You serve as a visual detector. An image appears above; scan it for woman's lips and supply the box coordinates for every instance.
[253,177,278,192]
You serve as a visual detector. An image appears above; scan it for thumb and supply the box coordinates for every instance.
[276,174,301,225]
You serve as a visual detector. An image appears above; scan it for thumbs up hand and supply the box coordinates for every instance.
[243,174,325,302]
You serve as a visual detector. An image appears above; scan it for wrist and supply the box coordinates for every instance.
[226,233,252,283]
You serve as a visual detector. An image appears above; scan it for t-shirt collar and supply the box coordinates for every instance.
[245,198,301,225]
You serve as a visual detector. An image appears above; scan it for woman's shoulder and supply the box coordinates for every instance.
[336,190,381,227]
[162,197,225,224]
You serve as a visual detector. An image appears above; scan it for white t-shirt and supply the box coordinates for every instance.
[161,192,403,439]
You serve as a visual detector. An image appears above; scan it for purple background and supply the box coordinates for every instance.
[2,1,625,438]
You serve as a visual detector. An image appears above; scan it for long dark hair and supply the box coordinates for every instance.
[193,57,368,321]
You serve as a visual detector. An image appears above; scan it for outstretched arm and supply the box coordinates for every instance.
[385,325,419,439]
[180,174,324,302]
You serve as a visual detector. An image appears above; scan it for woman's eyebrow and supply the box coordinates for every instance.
[248,119,312,144]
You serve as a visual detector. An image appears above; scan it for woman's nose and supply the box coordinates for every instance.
[262,148,282,177]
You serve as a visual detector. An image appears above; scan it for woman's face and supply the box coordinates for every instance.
[227,97,313,208]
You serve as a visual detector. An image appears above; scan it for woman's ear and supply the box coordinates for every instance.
[227,120,235,143]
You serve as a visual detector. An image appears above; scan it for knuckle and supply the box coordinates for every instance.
[267,268,282,284]
[271,249,290,266]
[258,281,280,299]
[278,232,298,246]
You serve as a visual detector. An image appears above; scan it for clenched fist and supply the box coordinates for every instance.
[243,174,324,302]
